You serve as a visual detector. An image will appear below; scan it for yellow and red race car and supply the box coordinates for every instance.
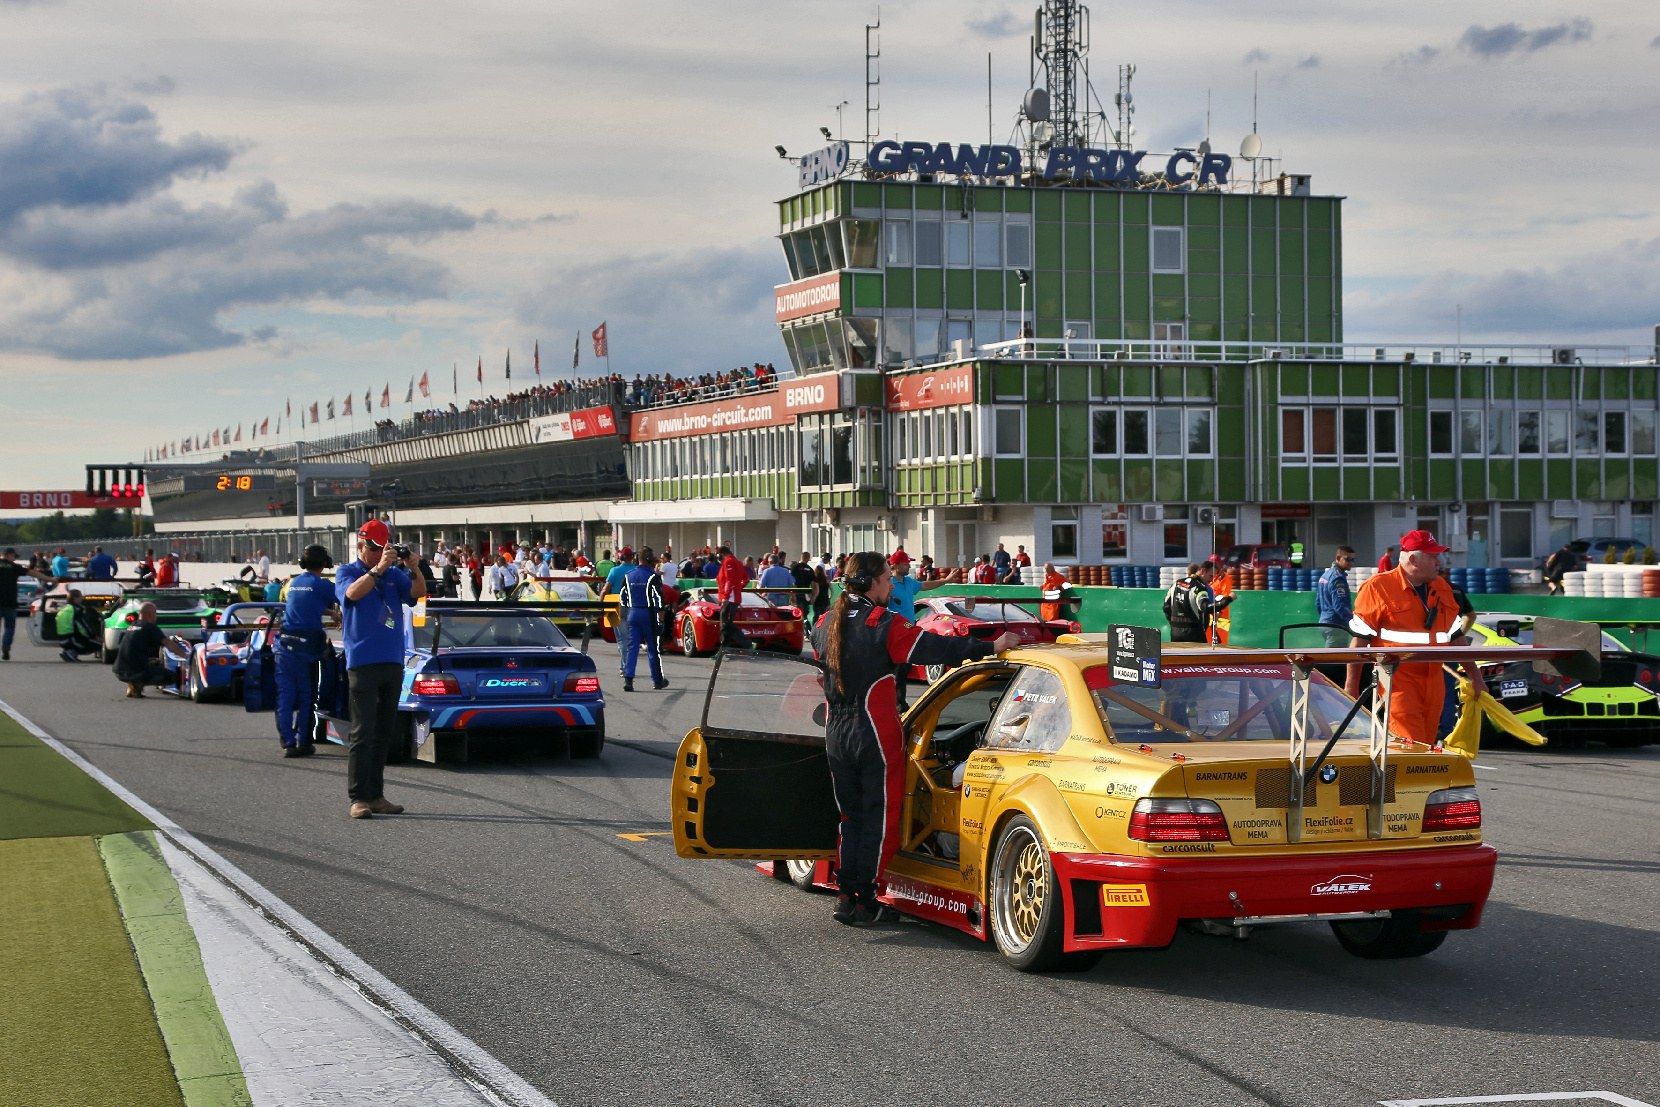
[670,637,1578,971]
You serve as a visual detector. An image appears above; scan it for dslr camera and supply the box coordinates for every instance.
[391,542,411,560]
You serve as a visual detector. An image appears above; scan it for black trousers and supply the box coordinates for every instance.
[346,663,403,801]
[825,709,904,901]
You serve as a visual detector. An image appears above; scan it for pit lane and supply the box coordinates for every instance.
[2,639,1656,1107]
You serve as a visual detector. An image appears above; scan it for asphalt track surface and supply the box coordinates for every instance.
[5,637,1658,1107]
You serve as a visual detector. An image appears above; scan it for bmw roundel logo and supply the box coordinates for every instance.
[1319,764,1339,784]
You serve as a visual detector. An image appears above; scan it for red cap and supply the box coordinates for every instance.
[887,549,912,566]
[1399,529,1450,555]
[618,546,634,559]
[1206,554,1225,565]
[357,519,391,546]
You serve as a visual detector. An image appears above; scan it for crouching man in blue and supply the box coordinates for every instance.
[336,520,426,819]
[275,544,338,759]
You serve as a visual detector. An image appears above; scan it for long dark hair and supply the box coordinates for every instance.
[824,551,888,696]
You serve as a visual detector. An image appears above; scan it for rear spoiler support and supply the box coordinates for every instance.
[1287,658,1396,842]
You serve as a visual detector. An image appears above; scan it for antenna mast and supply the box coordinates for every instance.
[1032,1,1105,148]
[864,14,881,153]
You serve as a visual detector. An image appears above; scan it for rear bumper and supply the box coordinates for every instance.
[414,701,602,731]
[1051,844,1497,951]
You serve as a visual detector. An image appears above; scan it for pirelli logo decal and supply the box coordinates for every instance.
[1101,883,1150,907]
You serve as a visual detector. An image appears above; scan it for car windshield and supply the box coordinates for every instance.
[1084,663,1368,745]
[1253,546,1290,561]
[413,614,569,650]
[221,607,277,627]
[540,582,591,601]
[148,594,206,612]
[942,601,1039,621]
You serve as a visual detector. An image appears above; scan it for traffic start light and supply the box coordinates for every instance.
[86,465,145,500]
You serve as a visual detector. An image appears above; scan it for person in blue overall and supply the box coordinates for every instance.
[620,554,669,692]
[275,545,337,758]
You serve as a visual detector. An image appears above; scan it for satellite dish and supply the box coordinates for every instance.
[1023,88,1051,123]
[1240,133,1262,158]
[1032,121,1055,148]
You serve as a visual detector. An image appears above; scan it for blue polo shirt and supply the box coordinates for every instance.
[283,571,337,632]
[334,561,412,668]
[603,562,633,597]
[887,573,922,618]
[86,553,118,579]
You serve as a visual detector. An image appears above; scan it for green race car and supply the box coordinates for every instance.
[101,590,221,664]
[1469,614,1660,748]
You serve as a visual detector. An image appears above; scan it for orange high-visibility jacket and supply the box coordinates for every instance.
[1349,567,1460,744]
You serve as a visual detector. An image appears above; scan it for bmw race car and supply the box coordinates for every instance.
[101,590,219,663]
[904,594,1081,682]
[671,636,1581,972]
[164,602,283,703]
[306,600,608,764]
[1467,614,1660,747]
[672,587,805,656]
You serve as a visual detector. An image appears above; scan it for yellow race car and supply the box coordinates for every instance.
[670,636,1577,972]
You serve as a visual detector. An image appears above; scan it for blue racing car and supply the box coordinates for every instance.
[302,600,608,764]
[164,601,285,703]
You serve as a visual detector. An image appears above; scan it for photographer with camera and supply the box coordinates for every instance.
[336,520,426,819]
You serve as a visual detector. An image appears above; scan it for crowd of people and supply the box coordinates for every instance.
[624,363,778,407]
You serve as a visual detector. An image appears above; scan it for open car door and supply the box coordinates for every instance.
[671,649,839,860]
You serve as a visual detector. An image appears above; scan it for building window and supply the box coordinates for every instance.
[1283,409,1308,458]
[1052,507,1079,560]
[1122,409,1150,455]
[1151,226,1185,273]
[845,219,880,269]
[1546,410,1570,455]
[974,219,1002,268]
[1605,411,1628,455]
[1186,409,1214,456]
[993,407,1024,456]
[1311,409,1337,462]
[1632,409,1656,455]
[1575,410,1599,453]
[882,219,912,267]
[1091,409,1117,456]
[1373,409,1399,458]
[944,220,971,267]
[1342,408,1368,460]
[1460,410,1482,454]
[914,218,942,267]
[1517,410,1541,454]
[1005,222,1032,267]
[1429,410,1453,456]
[1487,409,1512,455]
[1152,321,1186,359]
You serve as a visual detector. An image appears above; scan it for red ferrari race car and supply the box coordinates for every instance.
[904,594,1081,682]
[672,587,806,656]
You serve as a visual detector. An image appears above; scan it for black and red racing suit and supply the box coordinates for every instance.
[811,595,997,902]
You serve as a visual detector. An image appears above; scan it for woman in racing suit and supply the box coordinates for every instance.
[811,551,1018,927]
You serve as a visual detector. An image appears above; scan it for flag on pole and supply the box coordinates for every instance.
[327,399,336,420]
[235,424,242,443]
[275,416,281,436]
[381,384,390,409]
[419,371,430,399]
[592,322,608,358]
[505,350,511,380]
[224,425,231,443]
[405,378,414,404]
[476,357,482,384]
[286,398,292,418]
[261,417,269,436]
[452,363,457,394]
[572,333,580,370]
[310,401,319,424]
[343,393,353,417]
[534,341,540,376]
[364,388,371,411]
[213,428,220,446]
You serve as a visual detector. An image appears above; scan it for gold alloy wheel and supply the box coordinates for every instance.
[991,821,1046,953]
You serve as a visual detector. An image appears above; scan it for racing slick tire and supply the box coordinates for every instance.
[570,710,605,759]
[101,641,117,665]
[1330,910,1448,959]
[188,661,210,704]
[681,622,703,658]
[989,815,1100,973]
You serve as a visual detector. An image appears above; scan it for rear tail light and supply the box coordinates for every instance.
[124,613,137,624]
[1422,786,1482,832]
[1127,798,1229,842]
[788,607,802,619]
[1067,621,1081,633]
[412,673,460,696]
[564,673,601,694]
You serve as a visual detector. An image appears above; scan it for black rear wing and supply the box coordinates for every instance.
[415,599,611,655]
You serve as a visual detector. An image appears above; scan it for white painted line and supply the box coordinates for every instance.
[1379,1092,1657,1106]
[0,697,558,1107]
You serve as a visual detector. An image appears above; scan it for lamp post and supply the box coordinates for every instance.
[1016,269,1031,346]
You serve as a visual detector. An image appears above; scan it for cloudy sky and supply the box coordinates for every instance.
[2,0,1656,490]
